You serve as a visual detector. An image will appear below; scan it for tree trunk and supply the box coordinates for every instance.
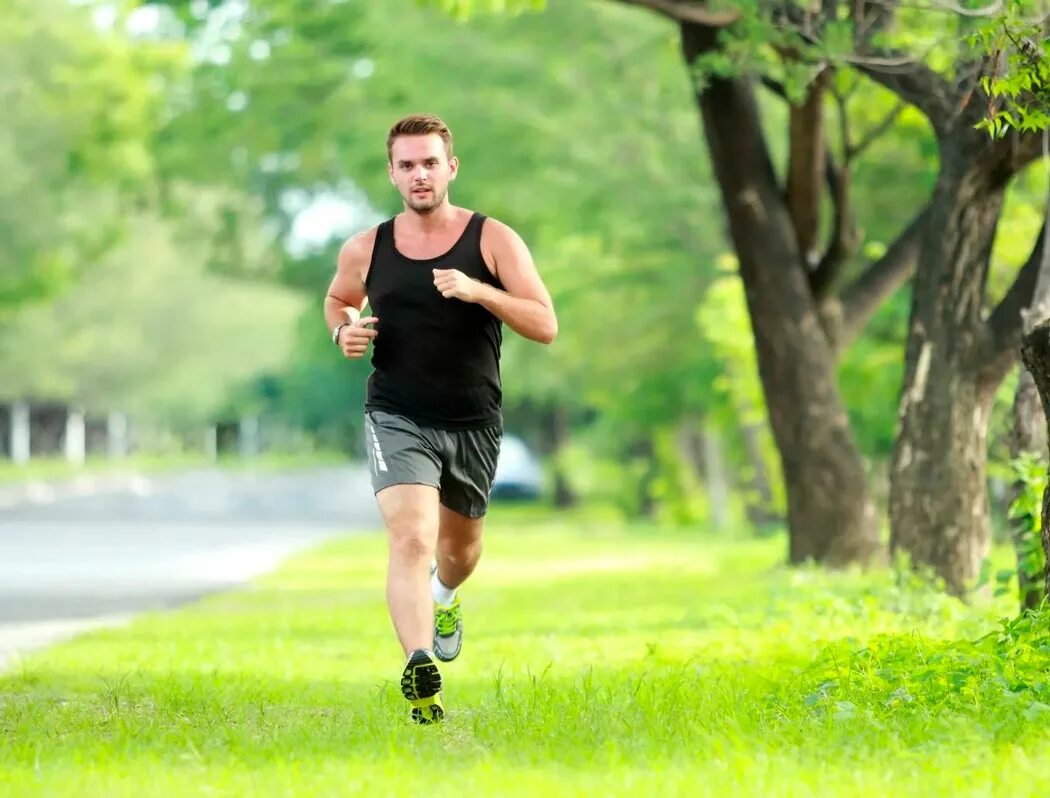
[1010,367,1047,609]
[739,421,781,526]
[676,419,731,530]
[889,152,1005,595]
[1011,164,1050,610]
[1020,321,1050,601]
[546,405,578,508]
[682,24,879,565]
[699,421,730,531]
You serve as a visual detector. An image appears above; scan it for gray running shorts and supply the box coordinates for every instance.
[363,410,503,518]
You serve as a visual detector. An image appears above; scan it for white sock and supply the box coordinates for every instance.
[431,568,457,606]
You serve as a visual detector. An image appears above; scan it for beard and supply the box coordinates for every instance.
[404,185,446,213]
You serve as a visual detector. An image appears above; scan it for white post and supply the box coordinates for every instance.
[11,401,30,466]
[702,423,730,532]
[65,406,86,466]
[107,411,129,459]
[239,415,259,458]
[205,425,218,463]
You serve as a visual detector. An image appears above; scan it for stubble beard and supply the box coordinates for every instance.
[405,186,446,214]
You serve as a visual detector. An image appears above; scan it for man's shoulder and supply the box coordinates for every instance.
[476,212,518,236]
[338,225,382,267]
[478,214,526,249]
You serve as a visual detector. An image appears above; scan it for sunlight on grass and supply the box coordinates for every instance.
[2,507,1049,797]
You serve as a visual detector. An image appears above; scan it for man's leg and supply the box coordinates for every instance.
[428,506,486,663]
[377,483,446,724]
[376,483,441,656]
[435,504,485,591]
[429,424,501,663]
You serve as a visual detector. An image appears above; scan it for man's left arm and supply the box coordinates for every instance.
[432,220,558,344]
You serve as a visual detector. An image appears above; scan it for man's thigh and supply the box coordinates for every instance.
[377,484,441,544]
[438,424,502,519]
[365,410,443,495]
[437,504,485,550]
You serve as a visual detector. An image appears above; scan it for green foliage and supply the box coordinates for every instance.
[415,0,546,18]
[969,2,1050,136]
[647,425,712,526]
[806,606,1050,728]
[1006,452,1048,597]
[0,0,173,314]
[0,209,304,422]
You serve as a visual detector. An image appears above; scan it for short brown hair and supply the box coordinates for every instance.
[386,114,454,162]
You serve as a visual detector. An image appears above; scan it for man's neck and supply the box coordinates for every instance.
[400,202,458,234]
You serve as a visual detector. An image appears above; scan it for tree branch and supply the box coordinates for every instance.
[810,85,906,300]
[850,61,955,136]
[612,0,740,26]
[1001,130,1050,175]
[981,222,1048,387]
[786,72,829,268]
[835,204,932,348]
[848,101,906,161]
[810,161,858,300]
[781,0,956,135]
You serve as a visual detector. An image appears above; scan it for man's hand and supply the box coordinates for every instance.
[433,268,483,303]
[338,316,378,359]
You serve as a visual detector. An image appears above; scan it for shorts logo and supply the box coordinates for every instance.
[369,422,388,473]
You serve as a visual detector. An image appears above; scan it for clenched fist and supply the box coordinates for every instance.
[433,268,482,303]
[339,316,378,359]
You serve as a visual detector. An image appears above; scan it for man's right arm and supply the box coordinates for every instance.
[325,229,379,359]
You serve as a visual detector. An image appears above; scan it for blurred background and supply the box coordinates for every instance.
[1,0,1047,612]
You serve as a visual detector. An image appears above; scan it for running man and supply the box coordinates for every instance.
[324,114,558,723]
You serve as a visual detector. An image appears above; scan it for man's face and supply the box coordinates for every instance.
[388,134,458,213]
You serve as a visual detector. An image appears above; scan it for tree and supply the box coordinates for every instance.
[0,0,170,314]
[0,204,304,427]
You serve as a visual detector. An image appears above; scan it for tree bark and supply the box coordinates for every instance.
[1020,320,1050,602]
[888,147,1006,595]
[682,23,880,565]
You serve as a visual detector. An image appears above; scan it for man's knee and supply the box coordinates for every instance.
[378,485,438,561]
[441,537,482,564]
[390,527,432,561]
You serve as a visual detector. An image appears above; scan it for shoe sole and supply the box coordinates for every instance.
[401,649,444,724]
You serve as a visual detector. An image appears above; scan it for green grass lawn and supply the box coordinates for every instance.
[2,507,1049,797]
[0,452,348,486]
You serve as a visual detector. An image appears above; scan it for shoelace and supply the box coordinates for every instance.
[435,603,461,636]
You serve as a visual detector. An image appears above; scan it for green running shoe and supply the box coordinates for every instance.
[433,594,463,662]
[400,648,444,724]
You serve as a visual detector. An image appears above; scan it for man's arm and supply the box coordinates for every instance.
[432,220,558,344]
[325,229,379,359]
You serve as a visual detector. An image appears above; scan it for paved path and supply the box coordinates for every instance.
[0,466,379,668]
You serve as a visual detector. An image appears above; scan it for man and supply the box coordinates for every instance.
[323,114,557,724]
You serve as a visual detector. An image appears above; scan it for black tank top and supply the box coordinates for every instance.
[364,212,504,429]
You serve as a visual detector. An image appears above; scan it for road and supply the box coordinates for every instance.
[0,465,379,668]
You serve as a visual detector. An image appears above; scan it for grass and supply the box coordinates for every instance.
[0,452,348,486]
[2,507,1050,797]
